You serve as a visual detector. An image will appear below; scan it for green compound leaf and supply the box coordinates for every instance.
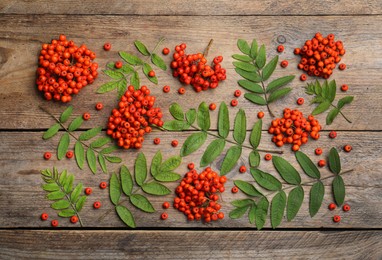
[60,106,73,123]
[130,194,155,213]
[309,181,325,217]
[233,109,247,144]
[120,165,133,196]
[110,173,121,205]
[135,153,147,187]
[220,145,242,175]
[78,127,102,141]
[272,156,301,185]
[218,102,230,138]
[68,116,84,132]
[286,186,304,221]
[180,132,207,157]
[234,180,262,197]
[43,123,60,140]
[249,119,262,149]
[200,139,226,167]
[134,40,150,56]
[57,133,70,160]
[197,102,210,131]
[169,103,184,121]
[262,56,278,81]
[142,182,171,196]
[116,205,136,228]
[86,149,97,174]
[295,151,321,179]
[333,175,345,206]
[271,190,286,229]
[328,147,341,175]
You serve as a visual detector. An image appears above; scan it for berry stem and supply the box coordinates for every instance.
[203,39,214,57]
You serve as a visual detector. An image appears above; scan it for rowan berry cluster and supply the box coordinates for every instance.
[174,167,226,223]
[36,34,98,103]
[294,32,345,79]
[106,85,163,149]
[170,43,226,92]
[268,108,321,151]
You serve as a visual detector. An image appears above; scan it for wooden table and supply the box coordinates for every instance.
[1,1,381,258]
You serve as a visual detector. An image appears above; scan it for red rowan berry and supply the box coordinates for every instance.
[209,103,217,111]
[231,99,238,107]
[315,148,323,155]
[161,212,168,220]
[231,186,239,193]
[300,74,307,81]
[339,63,346,70]
[344,145,352,152]
[333,215,341,222]
[99,182,108,189]
[66,151,74,159]
[318,159,326,167]
[239,165,246,173]
[178,87,186,94]
[85,187,92,195]
[154,138,161,145]
[115,61,123,69]
[280,60,289,68]
[329,131,337,139]
[297,98,304,105]
[163,202,170,209]
[343,204,350,212]
[93,201,101,209]
[103,43,111,51]
[95,102,103,110]
[83,113,90,120]
[341,84,348,92]
[44,152,52,160]
[328,203,336,211]
[234,90,241,97]
[188,163,195,170]
[41,213,49,221]
[51,220,59,227]
[148,70,155,77]
[70,216,78,224]
[257,111,264,119]
[163,85,170,93]
[162,48,170,55]
[171,140,179,147]
[277,45,284,53]
[264,154,272,161]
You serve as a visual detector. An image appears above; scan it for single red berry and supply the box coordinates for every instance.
[161,212,168,220]
[218,212,224,219]
[280,60,289,68]
[41,213,49,221]
[188,163,195,170]
[264,154,272,161]
[162,48,170,55]
[84,187,92,195]
[344,145,352,152]
[297,98,304,105]
[328,203,336,211]
[178,87,186,94]
[333,215,341,223]
[231,186,239,193]
[66,151,74,159]
[93,201,101,209]
[341,84,348,92]
[343,204,351,212]
[154,138,161,145]
[329,131,337,139]
[339,63,346,70]
[115,61,123,69]
[315,148,323,155]
[148,70,155,77]
[103,43,111,51]
[318,159,326,167]
[44,152,52,160]
[70,216,78,224]
[300,74,307,81]
[277,45,284,53]
[209,103,217,111]
[83,113,90,120]
[257,111,264,119]
[95,102,103,111]
[171,140,178,147]
[51,220,59,227]
[99,182,108,189]
[162,202,170,209]
[234,90,241,97]
[239,165,246,173]
[231,99,238,107]
[163,85,170,93]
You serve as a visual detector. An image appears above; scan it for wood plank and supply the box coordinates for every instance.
[0,230,381,259]
[0,131,381,228]
[0,15,381,130]
[0,0,381,15]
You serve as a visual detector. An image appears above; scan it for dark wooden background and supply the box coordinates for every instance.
[0,0,381,258]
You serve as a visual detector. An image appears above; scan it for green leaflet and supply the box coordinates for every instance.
[70,183,83,204]
[86,149,97,174]
[248,205,256,224]
[180,132,207,157]
[150,151,162,177]
[238,80,263,94]
[51,200,70,210]
[43,123,60,140]
[116,205,136,228]
[229,205,251,219]
[233,61,257,72]
[160,156,182,172]
[233,109,247,144]
[68,116,84,132]
[154,172,181,182]
[337,96,354,110]
[169,103,184,121]
[98,154,107,173]
[327,80,337,103]
[220,145,242,175]
[151,53,167,70]
[255,197,269,230]
[100,145,119,155]
[60,106,73,123]
[251,168,282,191]
[295,151,321,179]
[58,209,76,218]
[326,108,340,125]
[76,196,87,212]
[266,75,295,93]
[309,181,324,217]
[237,39,251,55]
[103,70,124,80]
[142,182,171,196]
[312,101,331,115]
[162,120,190,131]
[119,51,143,65]
[117,78,128,98]
[244,93,266,105]
[78,127,102,141]
[249,119,262,149]
[130,71,140,89]
[256,45,266,69]
[120,165,133,196]
[218,102,229,138]
[64,174,74,193]
[185,109,196,124]
[250,39,258,59]
[57,133,70,160]
[142,63,158,84]
[105,156,122,163]
[90,137,111,148]
[134,40,150,56]
[235,68,262,83]
[231,199,255,208]
[286,186,304,221]
[234,180,262,197]
[135,153,147,186]
[42,183,60,192]
[268,88,292,103]
[333,175,345,206]
[97,81,119,94]
[130,194,155,213]
[272,156,301,185]
[328,147,341,174]
[232,54,253,62]
[271,190,286,229]
[197,102,210,131]
[110,173,121,205]
[200,139,226,167]
[47,191,66,200]
[262,56,278,81]
[249,151,260,168]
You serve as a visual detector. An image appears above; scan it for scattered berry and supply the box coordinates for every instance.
[341,84,348,92]
[187,163,195,170]
[209,103,217,111]
[257,111,264,119]
[231,186,239,193]
[328,203,336,211]
[70,216,78,224]
[329,131,337,139]
[178,87,186,95]
[99,182,108,189]
[41,213,49,221]
[297,98,304,105]
[171,140,179,147]
[84,187,92,195]
[115,61,123,69]
[318,159,326,167]
[161,212,168,220]
[51,220,59,227]
[163,202,170,209]
[162,48,170,55]
[333,215,341,223]
[103,43,111,51]
[300,74,307,81]
[277,45,284,53]
[239,165,246,173]
[264,154,272,161]
[66,151,74,159]
[343,204,351,212]
[95,102,103,111]
[93,201,101,209]
[148,70,155,77]
[231,99,238,107]
[339,63,346,70]
[154,138,161,145]
[280,60,289,68]
[83,113,90,120]
[344,145,352,152]
[44,152,52,160]
[315,148,323,155]
[234,90,241,97]
[163,85,170,93]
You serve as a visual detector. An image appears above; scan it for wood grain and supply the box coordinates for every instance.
[0,15,381,130]
[0,131,381,228]
[0,230,381,259]
[0,0,381,15]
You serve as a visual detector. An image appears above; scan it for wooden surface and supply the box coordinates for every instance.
[0,1,382,258]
